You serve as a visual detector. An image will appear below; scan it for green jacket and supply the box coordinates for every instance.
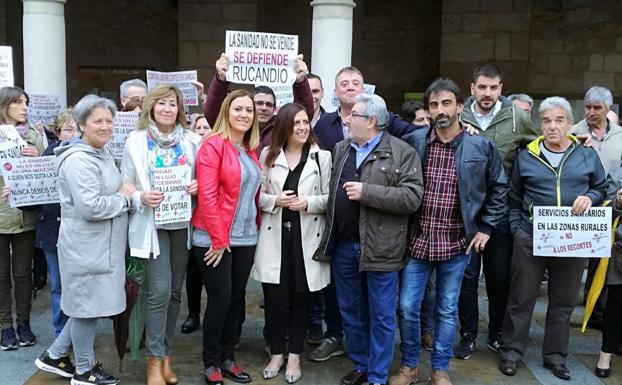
[0,127,45,234]
[460,95,538,174]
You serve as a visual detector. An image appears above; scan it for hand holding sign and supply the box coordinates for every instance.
[141,190,164,207]
[216,53,230,81]
[21,145,38,157]
[571,195,592,215]
[294,54,308,83]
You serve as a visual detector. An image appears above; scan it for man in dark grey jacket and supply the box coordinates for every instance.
[390,78,507,385]
[498,97,607,381]
[313,94,423,385]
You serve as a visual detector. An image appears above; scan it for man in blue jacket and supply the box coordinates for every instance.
[390,78,507,385]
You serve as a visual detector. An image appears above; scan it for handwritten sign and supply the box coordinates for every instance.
[146,70,198,106]
[533,206,612,258]
[1,156,59,207]
[0,125,25,160]
[152,165,191,225]
[226,30,298,88]
[108,112,139,159]
[0,46,13,88]
[27,94,65,126]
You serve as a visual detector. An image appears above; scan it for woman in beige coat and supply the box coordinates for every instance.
[252,103,331,384]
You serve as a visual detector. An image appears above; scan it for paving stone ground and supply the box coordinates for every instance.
[2,275,618,385]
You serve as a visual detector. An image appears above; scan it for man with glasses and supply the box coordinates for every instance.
[313,93,423,385]
[204,53,314,155]
[119,79,147,109]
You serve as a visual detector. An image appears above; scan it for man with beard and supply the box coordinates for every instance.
[390,78,507,385]
[455,64,537,360]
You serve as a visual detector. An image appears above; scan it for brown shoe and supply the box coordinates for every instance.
[163,356,178,384]
[147,356,166,385]
[430,370,452,385]
[389,365,420,385]
[421,331,434,352]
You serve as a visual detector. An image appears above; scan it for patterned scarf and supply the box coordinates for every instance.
[146,123,187,168]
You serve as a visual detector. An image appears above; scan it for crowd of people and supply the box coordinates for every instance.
[0,54,620,385]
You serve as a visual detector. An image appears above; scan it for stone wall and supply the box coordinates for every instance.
[440,0,622,99]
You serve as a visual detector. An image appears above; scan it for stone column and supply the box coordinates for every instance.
[310,0,356,112]
[22,0,66,105]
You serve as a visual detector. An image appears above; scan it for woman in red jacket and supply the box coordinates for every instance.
[191,89,261,385]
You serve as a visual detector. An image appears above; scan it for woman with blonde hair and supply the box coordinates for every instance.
[192,89,261,385]
[121,84,201,385]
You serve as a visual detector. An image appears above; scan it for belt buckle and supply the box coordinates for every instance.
[283,221,292,229]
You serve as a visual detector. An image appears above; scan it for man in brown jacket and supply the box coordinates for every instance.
[313,93,423,385]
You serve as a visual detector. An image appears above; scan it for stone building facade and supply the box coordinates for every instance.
[1,0,621,110]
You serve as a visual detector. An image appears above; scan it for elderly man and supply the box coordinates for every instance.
[391,78,507,385]
[498,97,607,380]
[572,86,622,330]
[313,94,423,385]
[119,79,147,109]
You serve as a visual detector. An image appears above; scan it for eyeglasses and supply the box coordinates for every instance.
[255,101,275,108]
[351,111,370,119]
[60,127,76,133]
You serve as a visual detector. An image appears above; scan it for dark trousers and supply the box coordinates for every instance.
[263,282,310,355]
[0,231,35,326]
[309,281,344,340]
[458,215,512,338]
[500,229,585,365]
[194,246,255,368]
[185,247,204,318]
[602,284,622,353]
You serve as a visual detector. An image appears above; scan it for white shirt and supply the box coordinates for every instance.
[471,100,502,131]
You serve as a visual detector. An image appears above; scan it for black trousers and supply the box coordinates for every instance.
[499,229,585,365]
[263,223,311,355]
[602,284,622,353]
[185,247,204,317]
[194,246,255,368]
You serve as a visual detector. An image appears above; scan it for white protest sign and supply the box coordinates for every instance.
[0,125,25,160]
[1,156,59,207]
[152,165,191,225]
[0,46,13,88]
[27,94,65,126]
[146,70,198,106]
[331,83,376,108]
[226,30,298,87]
[533,206,612,258]
[108,112,139,159]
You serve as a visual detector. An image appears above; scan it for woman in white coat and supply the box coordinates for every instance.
[120,85,200,385]
[252,103,331,383]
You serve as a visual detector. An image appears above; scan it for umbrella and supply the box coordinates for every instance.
[127,258,146,361]
[111,257,145,371]
[582,214,619,332]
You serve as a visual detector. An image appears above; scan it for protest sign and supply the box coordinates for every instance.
[0,46,13,88]
[226,30,298,87]
[0,125,26,160]
[27,94,65,126]
[1,156,59,207]
[152,165,191,225]
[108,112,139,159]
[533,206,612,258]
[146,70,198,106]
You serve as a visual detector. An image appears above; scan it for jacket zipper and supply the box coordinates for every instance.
[528,144,577,207]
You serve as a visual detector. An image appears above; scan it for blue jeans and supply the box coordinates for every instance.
[42,248,68,336]
[398,254,469,371]
[332,241,398,384]
[420,270,436,333]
